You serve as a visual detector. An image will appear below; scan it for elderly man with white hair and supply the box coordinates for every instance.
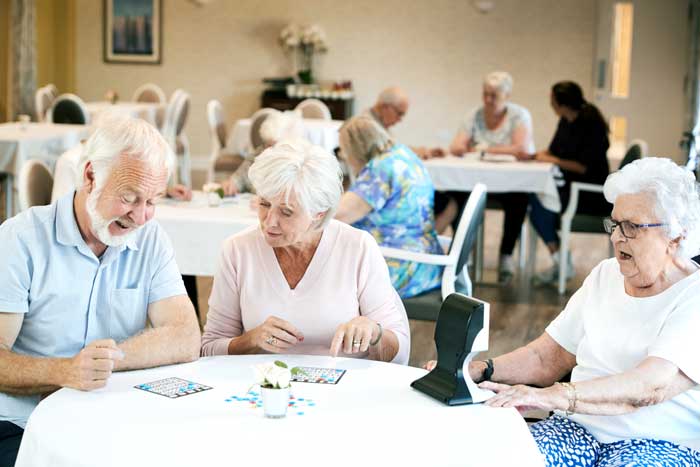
[427,157,700,466]
[202,139,410,364]
[0,115,201,466]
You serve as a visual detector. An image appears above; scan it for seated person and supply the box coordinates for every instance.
[437,71,534,282]
[0,115,201,466]
[427,157,700,466]
[362,86,443,159]
[335,116,442,299]
[201,139,409,364]
[523,81,611,284]
[222,111,303,196]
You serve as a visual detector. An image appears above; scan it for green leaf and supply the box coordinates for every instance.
[274,360,288,369]
[216,188,224,199]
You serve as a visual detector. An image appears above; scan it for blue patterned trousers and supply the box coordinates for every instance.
[530,415,700,467]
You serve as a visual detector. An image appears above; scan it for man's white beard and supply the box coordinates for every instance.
[86,188,139,247]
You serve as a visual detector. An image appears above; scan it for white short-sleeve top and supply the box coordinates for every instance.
[547,258,700,450]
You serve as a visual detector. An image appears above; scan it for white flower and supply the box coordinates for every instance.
[253,361,293,389]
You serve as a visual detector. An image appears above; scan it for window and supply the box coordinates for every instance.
[611,2,634,98]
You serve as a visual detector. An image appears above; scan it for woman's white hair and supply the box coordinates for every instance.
[80,112,174,190]
[259,111,304,147]
[484,71,513,95]
[603,157,700,258]
[248,139,343,228]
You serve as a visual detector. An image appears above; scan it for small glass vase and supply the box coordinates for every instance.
[297,69,313,84]
[261,386,290,418]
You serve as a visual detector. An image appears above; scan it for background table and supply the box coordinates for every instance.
[154,191,258,276]
[227,117,343,157]
[0,122,89,217]
[85,101,163,127]
[15,355,544,467]
[423,155,560,212]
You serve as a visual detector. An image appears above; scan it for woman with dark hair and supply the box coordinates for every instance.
[521,81,610,284]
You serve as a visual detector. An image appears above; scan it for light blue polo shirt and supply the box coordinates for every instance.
[0,192,186,427]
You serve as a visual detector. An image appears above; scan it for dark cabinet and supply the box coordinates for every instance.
[261,90,354,121]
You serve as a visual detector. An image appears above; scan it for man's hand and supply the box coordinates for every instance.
[61,339,124,391]
[166,184,192,201]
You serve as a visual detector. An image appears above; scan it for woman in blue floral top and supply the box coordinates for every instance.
[335,116,442,298]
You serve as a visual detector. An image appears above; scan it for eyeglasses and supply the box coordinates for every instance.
[603,217,666,239]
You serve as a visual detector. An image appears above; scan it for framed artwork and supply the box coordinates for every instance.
[103,0,162,64]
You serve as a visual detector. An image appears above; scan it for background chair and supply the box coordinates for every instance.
[45,83,58,101]
[18,159,53,212]
[555,139,646,294]
[162,90,191,187]
[47,94,90,125]
[133,83,167,128]
[206,100,244,183]
[249,108,279,152]
[380,183,488,321]
[34,87,54,122]
[295,98,331,120]
[132,83,167,104]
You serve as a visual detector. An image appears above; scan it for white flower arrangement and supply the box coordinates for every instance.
[253,360,303,389]
[279,23,328,53]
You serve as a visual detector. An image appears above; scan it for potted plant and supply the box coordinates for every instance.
[253,361,303,418]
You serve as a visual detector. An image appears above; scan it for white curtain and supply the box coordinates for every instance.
[10,0,36,120]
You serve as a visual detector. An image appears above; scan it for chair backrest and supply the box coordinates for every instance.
[132,83,166,104]
[620,139,647,169]
[440,184,487,296]
[249,108,279,151]
[48,94,90,125]
[161,89,185,136]
[207,100,227,149]
[34,87,53,122]
[173,93,190,136]
[294,98,331,120]
[18,159,54,211]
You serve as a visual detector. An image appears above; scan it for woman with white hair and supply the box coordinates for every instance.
[221,111,303,196]
[335,116,443,299]
[201,140,410,364]
[437,71,535,282]
[427,157,700,465]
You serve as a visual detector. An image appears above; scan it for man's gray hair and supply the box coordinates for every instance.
[80,113,174,189]
[376,86,408,107]
[339,116,394,165]
[603,157,700,258]
[484,71,513,95]
[248,139,343,228]
[259,111,304,147]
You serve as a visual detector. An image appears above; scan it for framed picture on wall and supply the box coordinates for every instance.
[103,0,162,64]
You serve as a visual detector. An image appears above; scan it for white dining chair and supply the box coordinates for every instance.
[295,98,331,120]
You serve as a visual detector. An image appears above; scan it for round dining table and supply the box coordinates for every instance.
[15,355,544,467]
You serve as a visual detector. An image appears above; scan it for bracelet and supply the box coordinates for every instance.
[479,358,494,383]
[558,382,577,415]
[369,322,383,346]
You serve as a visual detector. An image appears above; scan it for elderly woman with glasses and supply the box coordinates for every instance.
[427,157,700,466]
[201,140,409,364]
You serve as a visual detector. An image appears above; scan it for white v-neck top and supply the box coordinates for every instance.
[201,220,410,364]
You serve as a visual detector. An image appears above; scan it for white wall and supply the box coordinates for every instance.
[594,0,689,161]
[74,0,597,163]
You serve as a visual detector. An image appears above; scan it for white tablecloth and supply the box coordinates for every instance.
[15,355,544,467]
[228,118,343,156]
[154,191,258,276]
[424,155,561,212]
[85,101,163,127]
[0,123,90,216]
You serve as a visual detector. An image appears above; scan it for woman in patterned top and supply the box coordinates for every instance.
[335,116,442,298]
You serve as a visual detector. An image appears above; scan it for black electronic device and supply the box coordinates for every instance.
[411,293,493,405]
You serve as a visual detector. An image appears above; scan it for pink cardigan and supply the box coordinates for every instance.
[201,220,410,364]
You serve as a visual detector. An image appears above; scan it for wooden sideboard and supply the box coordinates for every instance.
[261,90,354,120]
